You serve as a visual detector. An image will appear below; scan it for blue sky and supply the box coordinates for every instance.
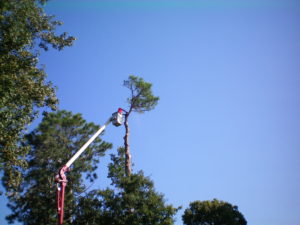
[1,0,300,224]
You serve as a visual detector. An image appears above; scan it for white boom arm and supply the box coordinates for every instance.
[66,118,111,167]
[56,108,124,225]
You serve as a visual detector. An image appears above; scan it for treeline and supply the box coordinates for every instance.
[0,1,247,224]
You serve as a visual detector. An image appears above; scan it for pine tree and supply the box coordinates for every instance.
[123,75,159,176]
[6,111,111,225]
[74,148,179,225]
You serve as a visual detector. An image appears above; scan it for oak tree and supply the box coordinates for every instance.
[182,199,247,225]
[0,0,75,193]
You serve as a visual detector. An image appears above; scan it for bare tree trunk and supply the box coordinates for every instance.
[124,112,131,176]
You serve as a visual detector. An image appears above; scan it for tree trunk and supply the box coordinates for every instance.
[124,112,131,176]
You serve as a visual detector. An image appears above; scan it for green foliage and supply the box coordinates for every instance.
[74,148,179,225]
[124,75,159,114]
[0,0,75,192]
[6,111,112,225]
[182,199,247,225]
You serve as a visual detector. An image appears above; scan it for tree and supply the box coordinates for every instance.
[6,111,112,225]
[0,0,75,193]
[74,148,179,225]
[123,75,159,176]
[182,199,247,225]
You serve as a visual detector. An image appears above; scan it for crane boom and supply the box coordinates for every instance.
[66,118,111,168]
[55,108,124,225]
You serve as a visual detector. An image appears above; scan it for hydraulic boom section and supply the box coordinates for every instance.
[55,108,125,225]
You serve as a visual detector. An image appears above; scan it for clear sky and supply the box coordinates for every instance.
[1,0,300,224]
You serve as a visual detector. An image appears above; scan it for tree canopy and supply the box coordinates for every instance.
[0,0,75,193]
[6,111,111,225]
[5,110,178,225]
[182,199,247,225]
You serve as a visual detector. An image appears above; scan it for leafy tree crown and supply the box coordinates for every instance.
[0,0,75,193]
[182,199,247,225]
